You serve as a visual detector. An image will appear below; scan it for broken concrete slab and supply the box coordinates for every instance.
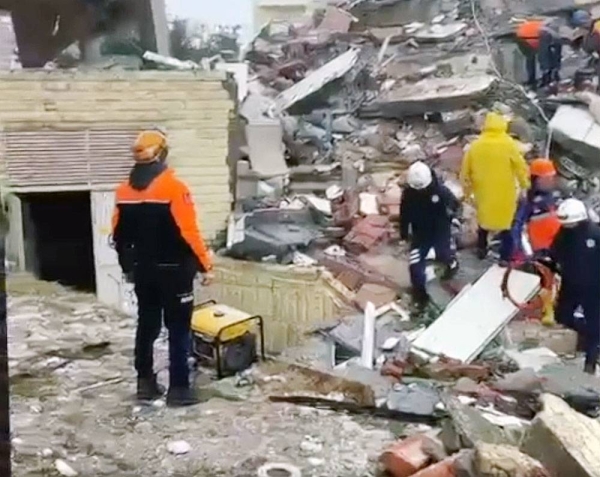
[441,397,514,453]
[505,322,578,356]
[333,360,393,402]
[318,6,356,33]
[387,382,441,416]
[521,394,600,477]
[364,76,496,118]
[227,208,321,263]
[273,48,361,114]
[549,105,600,169]
[245,121,289,177]
[504,347,561,372]
[412,265,540,363]
[475,444,550,477]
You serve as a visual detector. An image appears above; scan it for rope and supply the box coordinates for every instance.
[500,259,556,310]
[469,0,551,123]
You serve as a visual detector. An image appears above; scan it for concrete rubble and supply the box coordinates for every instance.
[14,0,600,476]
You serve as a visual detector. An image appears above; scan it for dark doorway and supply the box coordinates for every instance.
[20,191,96,292]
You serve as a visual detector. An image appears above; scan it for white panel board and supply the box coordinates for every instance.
[412,265,540,363]
[91,191,137,315]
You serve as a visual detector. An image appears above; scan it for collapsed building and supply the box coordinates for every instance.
[8,1,600,477]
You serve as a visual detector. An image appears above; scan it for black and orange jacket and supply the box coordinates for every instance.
[111,162,213,273]
[516,18,561,49]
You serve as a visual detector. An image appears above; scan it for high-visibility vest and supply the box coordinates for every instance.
[527,207,561,251]
[517,20,544,49]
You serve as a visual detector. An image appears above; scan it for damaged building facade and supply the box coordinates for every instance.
[0,70,233,311]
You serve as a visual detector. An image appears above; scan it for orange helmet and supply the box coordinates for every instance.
[132,130,168,162]
[529,158,556,178]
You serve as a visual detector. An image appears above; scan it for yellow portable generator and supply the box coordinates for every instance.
[191,300,265,378]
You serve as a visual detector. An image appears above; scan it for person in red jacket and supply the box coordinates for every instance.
[112,130,213,407]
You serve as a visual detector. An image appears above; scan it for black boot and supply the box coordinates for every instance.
[584,359,597,375]
[166,387,201,408]
[137,375,165,401]
[584,345,599,375]
[412,287,430,311]
[441,260,459,281]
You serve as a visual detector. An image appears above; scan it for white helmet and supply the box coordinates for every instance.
[407,161,433,190]
[557,198,588,225]
[326,184,344,200]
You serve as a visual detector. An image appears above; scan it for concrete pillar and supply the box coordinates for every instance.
[138,0,170,55]
[6,195,24,272]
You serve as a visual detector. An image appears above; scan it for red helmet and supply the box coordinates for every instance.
[529,158,556,178]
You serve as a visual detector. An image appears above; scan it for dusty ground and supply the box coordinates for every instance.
[7,276,395,477]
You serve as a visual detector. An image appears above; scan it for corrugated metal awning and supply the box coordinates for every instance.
[3,129,138,189]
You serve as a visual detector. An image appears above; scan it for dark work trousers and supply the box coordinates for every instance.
[538,33,562,85]
[555,290,600,367]
[517,40,538,86]
[478,228,514,262]
[133,264,196,389]
[409,233,456,291]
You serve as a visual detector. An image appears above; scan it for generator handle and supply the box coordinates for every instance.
[195,300,217,309]
[215,315,265,379]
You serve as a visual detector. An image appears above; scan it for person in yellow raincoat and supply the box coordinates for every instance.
[460,112,530,263]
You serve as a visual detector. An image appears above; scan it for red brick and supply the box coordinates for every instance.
[380,435,431,477]
[412,458,456,477]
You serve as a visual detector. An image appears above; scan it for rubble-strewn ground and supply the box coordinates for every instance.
[8,276,395,477]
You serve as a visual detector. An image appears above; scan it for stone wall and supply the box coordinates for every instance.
[197,257,353,353]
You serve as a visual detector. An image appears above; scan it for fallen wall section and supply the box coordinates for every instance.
[198,257,352,353]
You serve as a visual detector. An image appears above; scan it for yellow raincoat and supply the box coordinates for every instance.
[460,112,530,231]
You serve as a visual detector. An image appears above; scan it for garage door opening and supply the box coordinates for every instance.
[21,191,96,292]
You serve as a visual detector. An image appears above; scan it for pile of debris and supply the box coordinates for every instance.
[225,0,569,278]
[264,260,600,476]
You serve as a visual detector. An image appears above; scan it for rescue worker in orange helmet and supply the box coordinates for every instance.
[511,158,563,325]
[112,129,214,407]
[516,12,590,89]
[516,18,563,88]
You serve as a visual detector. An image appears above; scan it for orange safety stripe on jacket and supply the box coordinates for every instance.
[516,20,544,49]
[111,168,213,272]
[527,210,561,251]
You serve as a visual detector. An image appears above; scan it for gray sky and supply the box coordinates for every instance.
[166,0,253,27]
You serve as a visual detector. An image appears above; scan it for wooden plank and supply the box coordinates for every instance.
[412,265,540,363]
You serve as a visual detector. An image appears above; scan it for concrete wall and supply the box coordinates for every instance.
[0,70,234,240]
[197,257,352,353]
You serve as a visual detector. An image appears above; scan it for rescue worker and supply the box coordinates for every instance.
[112,130,214,407]
[513,158,562,253]
[460,112,530,263]
[511,158,563,325]
[549,198,600,374]
[516,16,565,88]
[400,161,460,308]
[516,11,592,89]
